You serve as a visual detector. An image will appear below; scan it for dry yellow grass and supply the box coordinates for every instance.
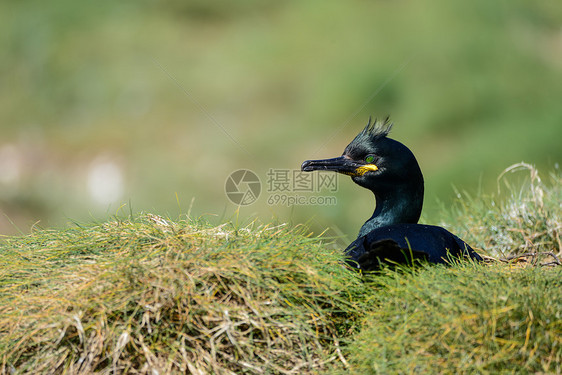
[1,217,366,374]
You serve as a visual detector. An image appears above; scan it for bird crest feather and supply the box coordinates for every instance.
[360,116,393,139]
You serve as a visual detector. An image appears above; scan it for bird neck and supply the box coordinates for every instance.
[358,186,424,237]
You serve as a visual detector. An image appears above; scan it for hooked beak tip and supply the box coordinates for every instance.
[301,160,313,172]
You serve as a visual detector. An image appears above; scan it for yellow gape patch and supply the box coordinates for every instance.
[354,164,379,176]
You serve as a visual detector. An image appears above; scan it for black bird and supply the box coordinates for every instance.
[301,118,482,271]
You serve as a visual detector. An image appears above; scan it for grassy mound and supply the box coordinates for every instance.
[347,264,562,374]
[0,216,366,373]
[1,165,560,374]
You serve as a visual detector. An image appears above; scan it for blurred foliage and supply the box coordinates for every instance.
[1,0,561,238]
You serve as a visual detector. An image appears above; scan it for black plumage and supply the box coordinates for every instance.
[301,118,482,271]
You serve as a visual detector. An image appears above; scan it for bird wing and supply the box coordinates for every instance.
[357,239,429,271]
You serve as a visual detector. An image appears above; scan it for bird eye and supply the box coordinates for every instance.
[364,155,376,164]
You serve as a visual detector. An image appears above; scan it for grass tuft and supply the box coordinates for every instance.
[445,163,561,264]
[0,215,367,374]
[347,263,562,374]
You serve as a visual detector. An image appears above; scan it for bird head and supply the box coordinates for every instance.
[301,118,423,197]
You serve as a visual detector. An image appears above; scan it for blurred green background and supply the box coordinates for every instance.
[1,0,561,245]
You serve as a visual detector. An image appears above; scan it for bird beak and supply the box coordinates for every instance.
[301,156,377,176]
